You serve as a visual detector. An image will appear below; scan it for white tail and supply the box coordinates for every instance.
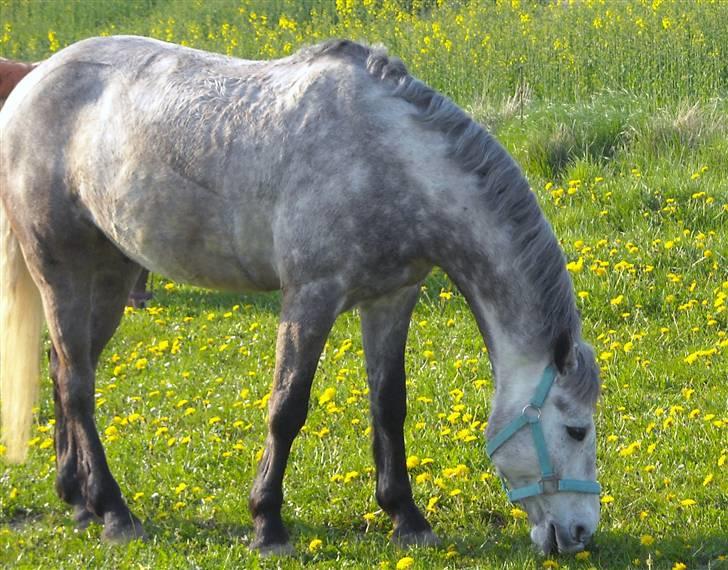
[0,203,45,463]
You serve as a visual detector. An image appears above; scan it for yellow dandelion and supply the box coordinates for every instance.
[426,495,440,511]
[318,387,336,405]
[566,257,584,273]
[415,473,431,485]
[308,538,323,552]
[396,557,414,570]
[510,507,528,520]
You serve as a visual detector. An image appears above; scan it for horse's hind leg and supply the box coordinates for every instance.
[360,286,439,547]
[49,346,98,529]
[36,241,144,542]
[249,282,341,555]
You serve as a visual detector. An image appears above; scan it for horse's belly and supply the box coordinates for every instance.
[142,248,280,292]
[117,224,280,292]
[82,175,280,292]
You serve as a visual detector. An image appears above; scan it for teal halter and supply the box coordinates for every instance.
[486,365,601,503]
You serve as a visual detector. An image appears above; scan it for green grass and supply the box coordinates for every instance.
[1,0,727,103]
[1,1,727,569]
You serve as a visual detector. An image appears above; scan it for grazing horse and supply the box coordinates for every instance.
[0,36,601,555]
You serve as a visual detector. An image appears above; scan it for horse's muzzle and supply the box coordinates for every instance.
[531,519,591,555]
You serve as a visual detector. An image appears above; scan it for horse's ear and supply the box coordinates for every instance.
[554,330,577,375]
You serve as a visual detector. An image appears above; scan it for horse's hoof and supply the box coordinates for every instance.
[73,506,101,530]
[251,541,295,557]
[393,529,441,548]
[101,513,146,544]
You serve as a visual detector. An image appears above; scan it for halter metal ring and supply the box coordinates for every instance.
[521,403,541,422]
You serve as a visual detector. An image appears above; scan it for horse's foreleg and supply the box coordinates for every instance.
[249,282,340,555]
[360,286,439,547]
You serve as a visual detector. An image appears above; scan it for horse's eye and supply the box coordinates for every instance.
[566,426,588,441]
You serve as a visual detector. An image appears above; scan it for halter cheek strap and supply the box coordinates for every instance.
[485,365,601,502]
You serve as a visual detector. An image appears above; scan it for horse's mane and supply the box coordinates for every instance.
[301,40,580,353]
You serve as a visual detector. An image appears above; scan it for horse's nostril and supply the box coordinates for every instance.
[571,524,588,543]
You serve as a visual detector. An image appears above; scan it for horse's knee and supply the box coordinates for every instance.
[267,383,310,440]
[370,385,407,431]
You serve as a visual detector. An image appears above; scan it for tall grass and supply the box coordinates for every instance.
[1,0,726,104]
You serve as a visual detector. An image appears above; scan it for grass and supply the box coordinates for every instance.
[1,0,726,104]
[1,1,727,569]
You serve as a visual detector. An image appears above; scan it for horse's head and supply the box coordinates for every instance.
[486,336,601,554]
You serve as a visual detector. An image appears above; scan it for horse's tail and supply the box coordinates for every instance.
[0,202,45,463]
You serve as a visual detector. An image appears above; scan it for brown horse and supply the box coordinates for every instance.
[0,59,37,105]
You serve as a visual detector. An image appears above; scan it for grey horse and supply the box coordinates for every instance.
[0,36,600,555]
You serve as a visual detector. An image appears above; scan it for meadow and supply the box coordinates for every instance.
[0,1,726,568]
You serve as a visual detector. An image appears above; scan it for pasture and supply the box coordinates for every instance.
[0,1,726,568]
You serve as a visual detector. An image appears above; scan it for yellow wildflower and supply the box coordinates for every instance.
[308,538,323,552]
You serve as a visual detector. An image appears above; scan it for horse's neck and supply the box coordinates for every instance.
[428,177,562,392]
[463,288,551,392]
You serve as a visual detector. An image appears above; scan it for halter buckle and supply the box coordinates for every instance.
[540,475,559,495]
[521,403,541,423]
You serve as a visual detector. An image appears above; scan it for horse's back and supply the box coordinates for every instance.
[1,36,435,296]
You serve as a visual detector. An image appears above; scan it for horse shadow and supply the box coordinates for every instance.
[147,269,457,318]
[150,287,282,316]
[133,512,728,568]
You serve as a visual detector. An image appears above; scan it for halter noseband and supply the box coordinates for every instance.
[486,365,601,502]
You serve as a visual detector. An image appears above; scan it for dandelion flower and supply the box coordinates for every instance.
[406,455,420,469]
[510,507,528,520]
[308,538,323,552]
[318,387,336,405]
